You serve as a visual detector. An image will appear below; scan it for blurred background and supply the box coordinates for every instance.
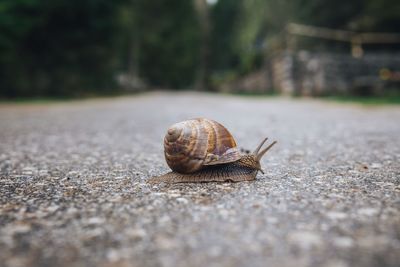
[0,0,399,101]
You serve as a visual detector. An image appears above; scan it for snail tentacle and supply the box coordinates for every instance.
[256,141,277,161]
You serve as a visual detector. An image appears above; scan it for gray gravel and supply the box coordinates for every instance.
[0,92,399,267]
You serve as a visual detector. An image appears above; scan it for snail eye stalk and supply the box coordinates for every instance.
[253,137,268,155]
[256,140,277,161]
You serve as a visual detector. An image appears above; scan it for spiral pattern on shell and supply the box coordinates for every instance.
[163,118,241,174]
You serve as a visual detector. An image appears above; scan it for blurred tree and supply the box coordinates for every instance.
[193,0,210,90]
[210,0,267,79]
[233,0,267,72]
[134,0,200,89]
[117,0,142,86]
[0,0,123,97]
[210,0,241,71]
[0,0,200,97]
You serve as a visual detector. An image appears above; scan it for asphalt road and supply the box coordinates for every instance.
[0,92,399,267]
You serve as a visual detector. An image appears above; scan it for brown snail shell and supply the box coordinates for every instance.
[164,118,241,174]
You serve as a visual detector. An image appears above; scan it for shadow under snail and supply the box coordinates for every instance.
[148,118,277,183]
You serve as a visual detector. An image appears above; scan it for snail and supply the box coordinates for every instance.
[148,118,277,183]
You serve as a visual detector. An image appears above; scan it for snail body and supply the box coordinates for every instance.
[149,118,276,183]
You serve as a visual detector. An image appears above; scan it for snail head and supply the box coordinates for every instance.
[251,137,277,174]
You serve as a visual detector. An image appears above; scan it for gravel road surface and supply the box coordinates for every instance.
[1,92,399,267]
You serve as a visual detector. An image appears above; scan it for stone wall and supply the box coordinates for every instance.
[272,51,400,96]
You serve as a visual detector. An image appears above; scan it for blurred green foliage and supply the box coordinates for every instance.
[0,0,399,97]
[117,0,200,89]
[0,0,200,97]
[0,0,123,97]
